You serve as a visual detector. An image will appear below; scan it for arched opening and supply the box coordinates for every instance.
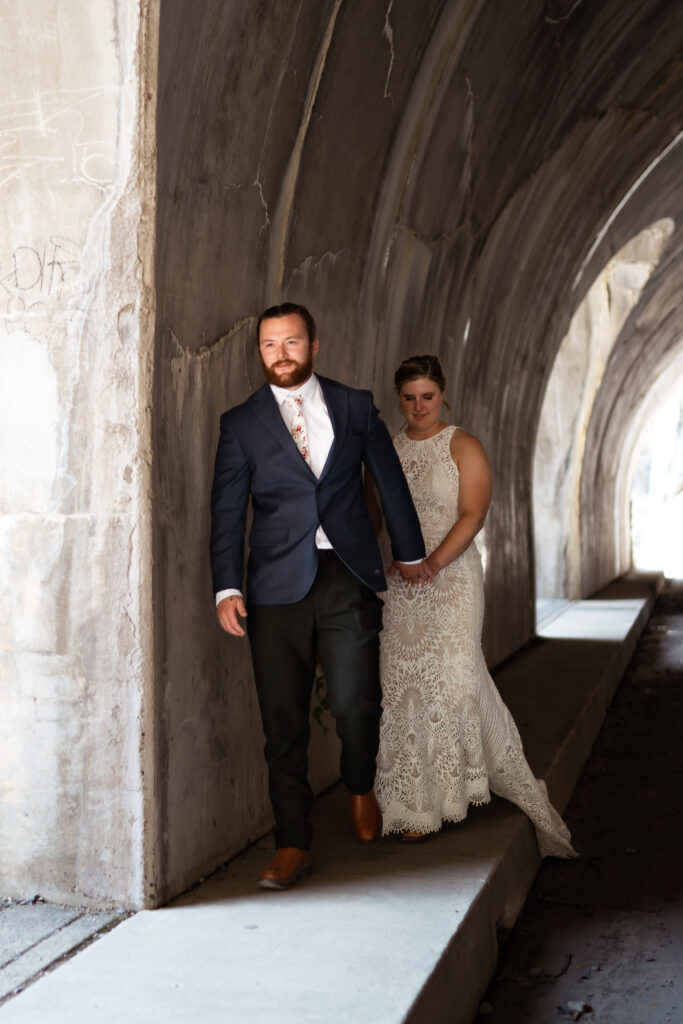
[626,359,683,578]
[533,219,674,624]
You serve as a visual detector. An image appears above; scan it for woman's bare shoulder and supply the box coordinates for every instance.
[449,427,488,462]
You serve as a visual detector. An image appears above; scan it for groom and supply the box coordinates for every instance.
[210,302,426,889]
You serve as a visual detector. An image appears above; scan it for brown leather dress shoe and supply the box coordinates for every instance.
[349,790,383,845]
[258,847,311,890]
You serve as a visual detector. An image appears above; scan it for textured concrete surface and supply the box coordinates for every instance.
[0,1,158,906]
[0,901,126,1004]
[480,578,683,1023]
[0,575,659,1024]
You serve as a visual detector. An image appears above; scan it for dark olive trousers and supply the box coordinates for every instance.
[247,552,384,850]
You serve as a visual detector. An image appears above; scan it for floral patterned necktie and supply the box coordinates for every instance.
[284,395,311,467]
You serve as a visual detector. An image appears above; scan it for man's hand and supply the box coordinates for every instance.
[217,595,248,636]
[388,560,433,586]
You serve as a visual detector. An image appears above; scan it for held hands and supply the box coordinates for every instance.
[217,595,248,636]
[388,558,434,587]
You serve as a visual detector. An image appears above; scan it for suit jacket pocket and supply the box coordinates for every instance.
[249,526,289,547]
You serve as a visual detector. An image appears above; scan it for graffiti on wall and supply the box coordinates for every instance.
[0,237,80,340]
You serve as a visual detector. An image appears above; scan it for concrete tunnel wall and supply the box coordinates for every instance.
[152,0,683,904]
[2,0,683,908]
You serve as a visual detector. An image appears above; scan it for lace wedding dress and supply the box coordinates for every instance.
[375,426,576,858]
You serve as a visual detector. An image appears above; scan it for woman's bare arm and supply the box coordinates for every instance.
[424,429,493,575]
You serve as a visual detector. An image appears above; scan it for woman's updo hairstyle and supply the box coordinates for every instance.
[394,354,447,394]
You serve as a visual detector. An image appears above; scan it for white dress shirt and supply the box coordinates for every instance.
[272,373,335,535]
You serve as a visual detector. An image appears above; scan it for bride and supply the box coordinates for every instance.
[372,354,576,858]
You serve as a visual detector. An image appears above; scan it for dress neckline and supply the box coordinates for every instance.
[401,424,455,444]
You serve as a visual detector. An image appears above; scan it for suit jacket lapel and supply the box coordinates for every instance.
[251,383,315,475]
[318,376,347,481]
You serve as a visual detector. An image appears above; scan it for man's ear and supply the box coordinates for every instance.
[311,338,320,358]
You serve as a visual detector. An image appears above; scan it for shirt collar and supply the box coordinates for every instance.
[270,372,319,405]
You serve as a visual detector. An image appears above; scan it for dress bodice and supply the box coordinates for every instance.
[394,425,460,554]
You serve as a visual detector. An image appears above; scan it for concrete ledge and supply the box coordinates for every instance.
[0,573,662,1024]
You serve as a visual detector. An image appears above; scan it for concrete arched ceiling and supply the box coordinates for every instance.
[153,0,683,896]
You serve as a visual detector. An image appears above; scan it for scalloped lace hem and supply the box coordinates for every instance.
[380,793,491,836]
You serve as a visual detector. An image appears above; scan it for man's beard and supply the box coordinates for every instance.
[261,349,314,388]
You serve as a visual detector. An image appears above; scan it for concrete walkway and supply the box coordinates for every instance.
[0,573,662,1024]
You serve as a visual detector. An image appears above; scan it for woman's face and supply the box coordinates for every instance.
[398,376,444,436]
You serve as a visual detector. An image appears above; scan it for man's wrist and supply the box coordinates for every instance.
[216,588,243,606]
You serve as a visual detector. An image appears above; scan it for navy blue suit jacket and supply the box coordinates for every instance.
[210,375,425,605]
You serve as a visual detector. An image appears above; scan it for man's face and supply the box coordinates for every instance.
[258,313,319,389]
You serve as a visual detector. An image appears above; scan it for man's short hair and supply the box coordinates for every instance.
[256,302,317,345]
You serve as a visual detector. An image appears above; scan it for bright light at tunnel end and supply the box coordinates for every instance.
[630,385,683,579]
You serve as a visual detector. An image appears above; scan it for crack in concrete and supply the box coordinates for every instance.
[252,168,271,239]
[382,0,395,103]
[544,0,586,25]
[123,520,140,651]
[463,74,476,239]
[288,246,360,279]
[400,222,473,253]
[265,0,343,299]
[168,317,255,360]
[356,0,487,386]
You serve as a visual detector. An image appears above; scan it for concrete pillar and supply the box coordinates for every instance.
[0,0,158,908]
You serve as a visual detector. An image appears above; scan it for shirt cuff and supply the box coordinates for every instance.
[216,588,242,605]
[396,557,424,565]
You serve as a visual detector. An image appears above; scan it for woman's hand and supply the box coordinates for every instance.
[424,554,440,578]
[388,559,434,586]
